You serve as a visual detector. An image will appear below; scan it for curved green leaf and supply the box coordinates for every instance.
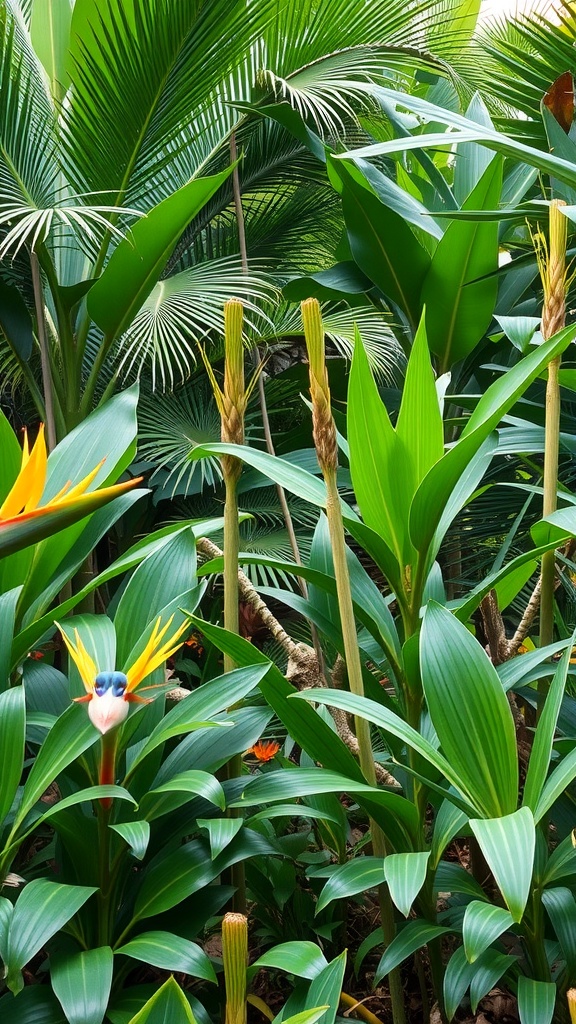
[51,947,113,1024]
[462,902,514,963]
[470,809,535,923]
[116,931,216,982]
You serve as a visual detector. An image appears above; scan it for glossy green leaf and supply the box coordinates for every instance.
[44,387,139,498]
[443,946,475,1022]
[12,705,98,832]
[422,157,503,371]
[534,746,576,823]
[133,840,220,921]
[314,858,386,914]
[347,333,408,564]
[517,977,556,1024]
[421,603,517,818]
[396,313,444,490]
[293,690,477,815]
[306,951,347,1024]
[0,985,67,1024]
[470,809,535,922]
[469,951,516,1014]
[88,169,232,343]
[5,880,96,994]
[453,94,496,204]
[0,686,25,825]
[374,921,450,985]
[524,633,575,813]
[329,157,430,328]
[140,771,226,821]
[542,834,576,886]
[462,902,514,963]
[541,887,576,977]
[282,1011,331,1024]
[0,279,33,361]
[124,976,195,1024]
[51,947,113,1024]
[430,799,468,870]
[128,663,270,775]
[110,821,151,861]
[385,852,430,918]
[234,769,418,847]
[197,818,243,859]
[253,942,329,981]
[114,528,197,666]
[116,931,216,983]
[434,862,486,902]
[30,0,72,101]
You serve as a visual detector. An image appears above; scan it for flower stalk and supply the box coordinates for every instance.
[222,912,248,1024]
[536,201,567,669]
[301,298,406,1024]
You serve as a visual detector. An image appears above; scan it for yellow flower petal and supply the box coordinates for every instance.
[0,425,47,519]
[125,615,189,692]
[57,622,98,693]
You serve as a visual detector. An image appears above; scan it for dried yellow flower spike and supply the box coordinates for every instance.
[222,912,248,1024]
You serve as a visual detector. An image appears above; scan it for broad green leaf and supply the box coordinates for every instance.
[0,686,25,824]
[329,157,430,328]
[306,952,347,1024]
[374,921,450,985]
[542,834,576,887]
[534,746,576,823]
[127,662,270,774]
[114,529,197,665]
[139,771,226,821]
[0,897,13,966]
[462,902,514,963]
[395,314,444,491]
[12,705,98,832]
[43,387,139,499]
[541,887,576,977]
[421,603,517,818]
[124,977,195,1024]
[26,786,137,840]
[348,334,408,564]
[30,0,72,101]
[385,852,430,917]
[523,633,575,813]
[453,94,496,204]
[293,690,477,816]
[434,862,486,902]
[133,841,220,921]
[517,977,556,1024]
[5,880,96,994]
[314,858,386,914]
[189,620,417,851]
[470,809,535,922]
[234,769,418,848]
[0,985,67,1024]
[190,443,327,507]
[468,951,516,1014]
[336,84,576,191]
[87,170,233,343]
[282,1011,331,1024]
[253,942,329,981]
[0,279,33,362]
[116,931,216,983]
[444,946,475,1022]
[247,803,342,826]
[430,799,468,870]
[110,821,150,861]
[197,818,243,859]
[51,947,113,1024]
[422,157,503,371]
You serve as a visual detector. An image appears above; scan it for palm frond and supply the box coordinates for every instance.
[116,258,277,389]
[138,378,223,498]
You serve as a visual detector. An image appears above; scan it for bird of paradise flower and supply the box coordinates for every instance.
[0,423,142,557]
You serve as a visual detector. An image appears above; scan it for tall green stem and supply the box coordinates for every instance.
[538,200,567,711]
[302,298,406,1024]
[30,252,58,450]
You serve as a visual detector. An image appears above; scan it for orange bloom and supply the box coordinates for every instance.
[248,740,280,762]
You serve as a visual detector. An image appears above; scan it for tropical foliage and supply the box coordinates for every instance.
[6,2,576,1024]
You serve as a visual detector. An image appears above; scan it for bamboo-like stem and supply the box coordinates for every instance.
[567,988,576,1023]
[30,251,57,450]
[538,200,567,691]
[302,298,406,1024]
[228,133,324,664]
[222,912,248,1024]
